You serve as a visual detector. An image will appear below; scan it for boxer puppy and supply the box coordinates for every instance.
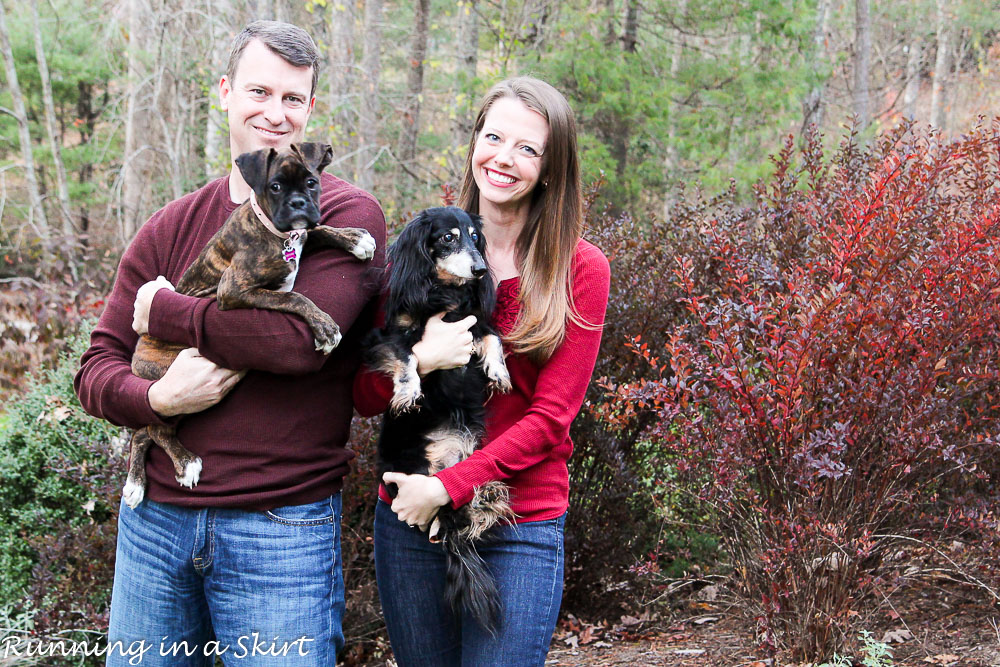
[123,142,376,508]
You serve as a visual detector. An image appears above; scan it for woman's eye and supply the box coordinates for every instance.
[521,145,539,156]
[484,132,500,142]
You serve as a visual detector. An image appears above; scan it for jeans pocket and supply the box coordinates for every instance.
[264,495,337,526]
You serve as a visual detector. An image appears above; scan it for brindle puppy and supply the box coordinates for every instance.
[123,142,376,508]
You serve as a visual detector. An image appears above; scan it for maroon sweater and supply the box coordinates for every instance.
[353,239,610,522]
[75,173,386,510]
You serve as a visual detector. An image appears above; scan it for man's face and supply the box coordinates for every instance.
[219,39,315,160]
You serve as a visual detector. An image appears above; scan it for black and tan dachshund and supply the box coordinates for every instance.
[365,206,513,632]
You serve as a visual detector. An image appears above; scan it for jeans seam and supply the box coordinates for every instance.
[534,518,563,664]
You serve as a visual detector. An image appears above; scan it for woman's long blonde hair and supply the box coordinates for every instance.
[458,77,585,363]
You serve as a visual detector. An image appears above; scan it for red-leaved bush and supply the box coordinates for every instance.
[597,122,1000,659]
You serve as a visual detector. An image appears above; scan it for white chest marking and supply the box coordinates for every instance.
[278,233,307,292]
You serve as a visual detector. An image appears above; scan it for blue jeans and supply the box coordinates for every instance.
[374,499,565,667]
[106,495,344,666]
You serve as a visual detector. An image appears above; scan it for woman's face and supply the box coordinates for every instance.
[471,97,549,214]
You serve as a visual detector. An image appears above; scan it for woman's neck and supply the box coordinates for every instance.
[479,199,527,282]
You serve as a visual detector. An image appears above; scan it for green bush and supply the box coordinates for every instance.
[0,321,124,629]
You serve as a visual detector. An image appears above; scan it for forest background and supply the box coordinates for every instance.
[3,0,1000,664]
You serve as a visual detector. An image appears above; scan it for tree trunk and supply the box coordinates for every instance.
[662,0,685,221]
[204,0,231,179]
[399,0,429,178]
[30,2,74,241]
[452,0,479,153]
[903,39,922,121]
[621,0,638,53]
[356,0,383,193]
[930,0,952,130]
[328,0,357,174]
[0,0,51,256]
[122,0,155,241]
[853,0,871,130]
[801,0,831,134]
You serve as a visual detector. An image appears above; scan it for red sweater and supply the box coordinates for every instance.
[75,174,386,510]
[353,239,610,522]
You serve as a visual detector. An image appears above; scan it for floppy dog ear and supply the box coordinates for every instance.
[471,212,497,316]
[235,148,277,195]
[294,142,334,174]
[386,210,435,317]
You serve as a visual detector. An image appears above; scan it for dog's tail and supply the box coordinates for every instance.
[442,526,502,634]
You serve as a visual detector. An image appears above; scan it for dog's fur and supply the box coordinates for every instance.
[123,142,376,508]
[365,206,513,632]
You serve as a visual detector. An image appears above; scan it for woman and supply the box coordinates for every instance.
[353,76,610,666]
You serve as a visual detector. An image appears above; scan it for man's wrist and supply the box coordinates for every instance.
[147,380,177,418]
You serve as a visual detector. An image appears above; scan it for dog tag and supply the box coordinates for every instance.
[283,231,303,263]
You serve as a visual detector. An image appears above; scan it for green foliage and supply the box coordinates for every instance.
[0,321,123,610]
[819,631,895,667]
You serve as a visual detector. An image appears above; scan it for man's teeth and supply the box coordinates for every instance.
[256,127,284,136]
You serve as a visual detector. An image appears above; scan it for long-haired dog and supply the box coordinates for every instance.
[365,206,514,632]
[124,142,376,508]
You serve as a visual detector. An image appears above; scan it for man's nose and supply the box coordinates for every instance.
[262,96,285,125]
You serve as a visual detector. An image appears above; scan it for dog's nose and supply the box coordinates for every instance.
[472,259,488,278]
[287,196,307,210]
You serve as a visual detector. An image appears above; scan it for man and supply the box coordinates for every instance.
[75,21,385,666]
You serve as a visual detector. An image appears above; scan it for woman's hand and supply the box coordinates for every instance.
[383,471,452,530]
[411,313,477,376]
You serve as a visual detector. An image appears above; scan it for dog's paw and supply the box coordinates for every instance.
[486,366,512,394]
[350,231,377,261]
[311,316,342,354]
[123,478,145,508]
[389,375,422,414]
[175,457,202,488]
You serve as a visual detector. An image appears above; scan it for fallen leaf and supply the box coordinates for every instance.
[692,616,719,625]
[922,655,960,665]
[563,635,579,648]
[881,628,914,643]
[673,648,706,656]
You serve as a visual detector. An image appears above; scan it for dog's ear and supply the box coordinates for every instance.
[235,148,277,195]
[470,213,498,316]
[386,210,435,316]
[294,142,334,174]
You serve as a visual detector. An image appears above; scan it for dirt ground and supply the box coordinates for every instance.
[544,576,1000,667]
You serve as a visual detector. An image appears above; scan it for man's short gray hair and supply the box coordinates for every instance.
[227,21,320,98]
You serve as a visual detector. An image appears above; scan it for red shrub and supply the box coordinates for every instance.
[598,122,1000,659]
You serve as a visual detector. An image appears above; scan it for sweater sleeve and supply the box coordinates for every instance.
[145,193,386,374]
[351,291,395,417]
[435,243,611,508]
[74,215,174,429]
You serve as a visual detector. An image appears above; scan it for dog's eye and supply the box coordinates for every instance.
[306,178,318,189]
[269,182,282,193]
[443,233,455,243]
[471,232,479,242]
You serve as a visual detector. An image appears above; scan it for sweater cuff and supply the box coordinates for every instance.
[148,288,204,349]
[121,373,173,427]
[435,455,502,509]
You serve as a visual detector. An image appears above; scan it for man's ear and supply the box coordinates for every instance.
[294,142,333,174]
[234,148,276,194]
[218,75,232,111]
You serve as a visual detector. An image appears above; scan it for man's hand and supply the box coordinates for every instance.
[383,471,452,531]
[411,313,476,376]
[147,348,246,417]
[132,276,175,335]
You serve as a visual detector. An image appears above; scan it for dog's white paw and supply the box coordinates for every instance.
[315,330,342,354]
[175,457,202,488]
[390,375,422,414]
[486,364,512,394]
[123,478,145,508]
[351,232,376,261]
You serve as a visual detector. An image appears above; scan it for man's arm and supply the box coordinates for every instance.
[144,193,387,375]
[75,219,239,427]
